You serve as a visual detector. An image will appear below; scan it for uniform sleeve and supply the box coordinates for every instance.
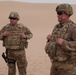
[62,27,76,51]
[0,26,6,40]
[24,26,33,39]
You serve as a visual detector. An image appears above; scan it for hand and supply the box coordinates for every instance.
[46,34,51,41]
[3,31,10,36]
[20,33,26,39]
[56,38,64,45]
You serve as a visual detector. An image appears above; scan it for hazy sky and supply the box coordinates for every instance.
[1,0,76,4]
[15,0,76,4]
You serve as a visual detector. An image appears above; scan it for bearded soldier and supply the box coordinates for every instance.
[45,4,76,75]
[0,11,33,75]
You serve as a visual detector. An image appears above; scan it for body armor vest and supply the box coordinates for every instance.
[47,22,73,61]
[3,24,26,49]
[54,24,70,61]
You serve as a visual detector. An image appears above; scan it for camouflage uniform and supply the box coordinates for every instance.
[0,12,33,75]
[45,4,76,75]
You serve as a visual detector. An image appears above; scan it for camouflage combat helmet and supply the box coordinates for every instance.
[9,11,20,20]
[56,3,73,16]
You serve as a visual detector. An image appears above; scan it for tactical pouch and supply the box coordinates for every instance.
[45,42,56,60]
[21,38,28,48]
[24,41,28,48]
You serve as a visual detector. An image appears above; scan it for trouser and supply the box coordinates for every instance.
[7,49,28,75]
[50,61,76,75]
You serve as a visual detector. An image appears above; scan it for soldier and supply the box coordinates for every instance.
[45,3,76,75]
[0,11,33,75]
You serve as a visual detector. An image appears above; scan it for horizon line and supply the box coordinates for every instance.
[0,0,76,4]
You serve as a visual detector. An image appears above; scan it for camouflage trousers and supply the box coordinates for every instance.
[7,49,28,75]
[50,60,76,75]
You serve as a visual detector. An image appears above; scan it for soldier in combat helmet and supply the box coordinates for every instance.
[0,11,33,75]
[45,3,76,75]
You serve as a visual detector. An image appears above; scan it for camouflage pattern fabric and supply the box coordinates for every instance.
[0,23,33,49]
[45,20,76,61]
[56,3,73,16]
[45,41,56,60]
[7,49,28,75]
[50,61,76,75]
[45,20,76,75]
[9,11,20,20]
[0,23,33,75]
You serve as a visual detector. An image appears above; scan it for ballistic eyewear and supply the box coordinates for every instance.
[57,11,63,15]
[9,17,17,20]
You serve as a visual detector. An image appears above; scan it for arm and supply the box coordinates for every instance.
[60,27,76,51]
[0,26,6,40]
[20,26,33,48]
[20,25,33,39]
[24,26,33,39]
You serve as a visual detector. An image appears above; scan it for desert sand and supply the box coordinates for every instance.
[0,1,76,75]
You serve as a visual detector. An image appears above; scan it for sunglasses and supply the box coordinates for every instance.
[57,11,63,15]
[9,17,17,20]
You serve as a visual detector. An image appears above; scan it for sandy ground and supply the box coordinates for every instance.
[0,1,76,75]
